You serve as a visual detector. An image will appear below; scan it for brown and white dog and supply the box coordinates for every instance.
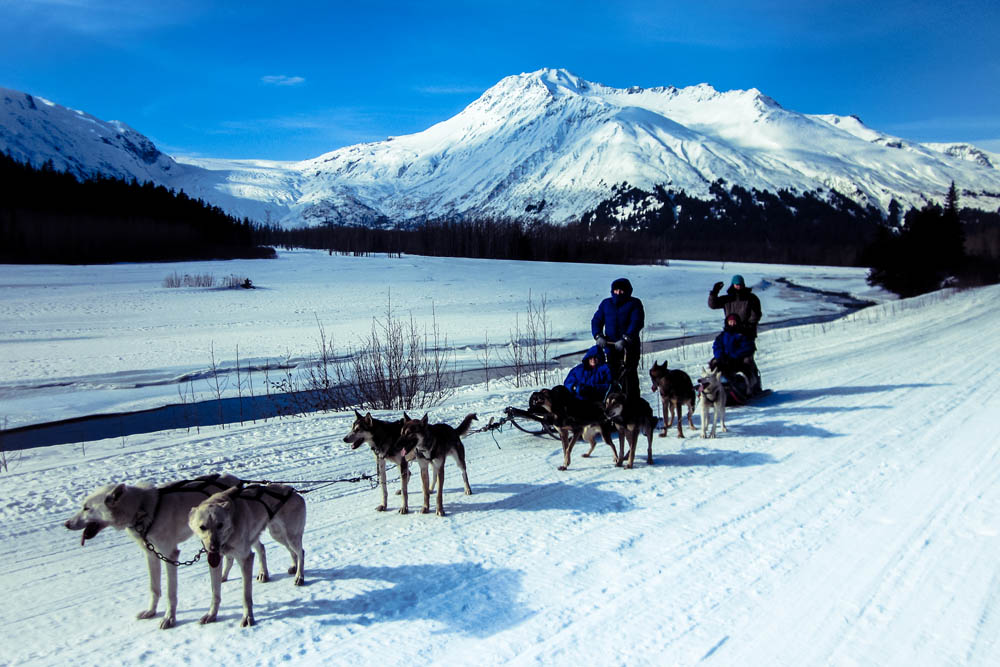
[397,413,475,516]
[649,360,696,438]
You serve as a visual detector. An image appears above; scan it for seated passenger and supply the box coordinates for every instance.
[711,313,757,384]
[563,345,613,402]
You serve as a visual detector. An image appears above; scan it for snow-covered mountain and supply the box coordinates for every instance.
[4,70,1000,227]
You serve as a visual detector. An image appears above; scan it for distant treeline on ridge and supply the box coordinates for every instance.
[0,152,274,264]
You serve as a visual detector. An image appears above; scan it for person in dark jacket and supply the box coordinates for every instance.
[591,277,644,398]
[711,313,759,390]
[708,274,762,341]
[563,345,613,402]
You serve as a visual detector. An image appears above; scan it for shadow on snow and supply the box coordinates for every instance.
[264,562,530,637]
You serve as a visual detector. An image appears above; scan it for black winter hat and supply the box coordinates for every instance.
[611,278,633,296]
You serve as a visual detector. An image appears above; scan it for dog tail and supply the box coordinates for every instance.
[456,413,478,437]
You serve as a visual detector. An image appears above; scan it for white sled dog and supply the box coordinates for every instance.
[696,368,728,438]
[188,483,306,627]
[64,473,264,629]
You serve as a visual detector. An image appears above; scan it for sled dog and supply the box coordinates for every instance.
[696,368,728,438]
[649,360,696,438]
[188,484,306,627]
[343,410,414,514]
[397,413,475,516]
[603,392,658,468]
[528,385,619,470]
[64,473,264,629]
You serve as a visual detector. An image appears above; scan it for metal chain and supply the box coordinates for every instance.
[144,539,206,567]
[133,513,206,567]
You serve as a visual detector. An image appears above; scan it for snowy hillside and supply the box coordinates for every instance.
[2,274,999,665]
[4,70,1000,227]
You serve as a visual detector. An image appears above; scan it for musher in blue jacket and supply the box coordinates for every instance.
[563,345,613,402]
[591,277,644,398]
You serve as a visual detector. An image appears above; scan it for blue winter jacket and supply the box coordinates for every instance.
[563,346,613,401]
[591,293,645,342]
[713,329,755,362]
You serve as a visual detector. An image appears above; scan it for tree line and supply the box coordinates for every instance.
[3,150,998,298]
[0,152,274,264]
[861,183,1000,297]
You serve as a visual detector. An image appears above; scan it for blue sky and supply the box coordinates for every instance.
[2,0,997,160]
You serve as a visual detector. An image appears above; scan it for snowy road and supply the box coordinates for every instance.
[2,285,999,665]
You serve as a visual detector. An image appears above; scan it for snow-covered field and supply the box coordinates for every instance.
[3,253,999,665]
[0,250,883,430]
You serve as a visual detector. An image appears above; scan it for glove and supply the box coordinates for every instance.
[712,281,724,293]
[709,358,719,371]
[595,335,607,348]
[742,357,752,365]
[613,339,626,351]
[622,334,633,344]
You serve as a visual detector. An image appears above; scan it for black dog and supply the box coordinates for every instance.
[343,411,411,514]
[528,385,618,471]
[604,392,658,468]
[397,413,475,516]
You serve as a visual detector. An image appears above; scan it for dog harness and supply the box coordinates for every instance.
[236,484,296,520]
[133,473,234,539]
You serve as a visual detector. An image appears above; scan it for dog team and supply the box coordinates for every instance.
[63,276,756,628]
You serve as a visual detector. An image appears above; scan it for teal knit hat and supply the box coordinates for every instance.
[731,274,745,287]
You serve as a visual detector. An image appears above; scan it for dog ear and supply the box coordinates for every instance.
[421,413,429,425]
[402,412,411,421]
[105,483,126,506]
[363,412,373,426]
[354,409,363,419]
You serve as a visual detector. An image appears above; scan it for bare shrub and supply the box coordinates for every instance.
[337,295,456,410]
[163,272,216,288]
[163,271,183,288]
[504,291,554,388]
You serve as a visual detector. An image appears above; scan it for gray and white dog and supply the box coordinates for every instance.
[188,483,306,627]
[64,473,263,629]
[696,368,728,438]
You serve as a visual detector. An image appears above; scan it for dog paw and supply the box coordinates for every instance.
[137,609,157,620]
[581,453,590,458]
[294,575,305,586]
[464,488,472,496]
[199,613,217,625]
[256,572,269,583]
[646,458,654,465]
[158,616,176,630]
[240,615,255,628]
[398,507,408,515]
[375,505,386,512]
[421,507,430,514]
[436,509,446,517]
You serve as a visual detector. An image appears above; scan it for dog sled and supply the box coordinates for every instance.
[503,405,562,439]
[720,369,770,406]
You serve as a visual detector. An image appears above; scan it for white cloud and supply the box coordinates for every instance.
[261,75,306,87]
